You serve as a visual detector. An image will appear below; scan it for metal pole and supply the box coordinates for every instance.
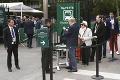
[50,26,53,80]
[74,0,76,18]
[20,4,23,19]
[112,36,114,58]
[91,45,104,79]
[50,47,53,80]
[43,0,48,19]
[42,50,46,80]
[109,36,119,61]
[8,6,9,19]
[96,46,99,77]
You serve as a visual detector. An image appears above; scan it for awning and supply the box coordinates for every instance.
[0,2,44,19]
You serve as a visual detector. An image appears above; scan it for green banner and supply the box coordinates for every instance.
[0,7,5,41]
[19,28,28,42]
[36,28,49,48]
[0,7,5,27]
[57,3,74,35]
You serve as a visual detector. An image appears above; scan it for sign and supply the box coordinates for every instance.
[36,28,49,48]
[0,7,5,27]
[0,7,5,41]
[57,3,74,35]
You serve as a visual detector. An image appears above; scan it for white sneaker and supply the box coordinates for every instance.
[116,51,120,55]
[110,51,112,55]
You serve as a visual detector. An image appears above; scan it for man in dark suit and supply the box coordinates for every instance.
[36,17,41,29]
[106,12,120,55]
[64,17,79,72]
[41,19,55,74]
[24,16,34,48]
[90,15,105,63]
[3,19,20,72]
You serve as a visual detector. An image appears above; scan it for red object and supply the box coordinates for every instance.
[109,32,118,52]
[76,37,81,59]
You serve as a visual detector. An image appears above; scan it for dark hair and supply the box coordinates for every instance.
[7,19,14,23]
[101,15,106,21]
[29,16,32,19]
[109,12,114,14]
[26,16,29,19]
[97,15,102,19]
[45,19,51,24]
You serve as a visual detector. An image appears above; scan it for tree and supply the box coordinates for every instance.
[92,0,120,16]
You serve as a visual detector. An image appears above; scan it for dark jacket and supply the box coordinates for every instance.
[24,20,34,34]
[43,26,53,47]
[106,18,119,34]
[36,20,41,29]
[64,23,79,47]
[92,21,106,43]
[20,21,25,28]
[3,27,19,49]
[104,21,110,40]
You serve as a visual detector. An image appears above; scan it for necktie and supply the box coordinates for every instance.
[11,28,15,38]
[95,24,98,30]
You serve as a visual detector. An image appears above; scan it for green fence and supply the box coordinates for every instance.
[19,28,36,43]
[19,28,28,43]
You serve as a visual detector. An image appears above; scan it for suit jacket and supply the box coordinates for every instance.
[36,20,41,29]
[106,18,119,34]
[24,20,34,34]
[64,23,79,47]
[3,26,19,49]
[92,21,105,43]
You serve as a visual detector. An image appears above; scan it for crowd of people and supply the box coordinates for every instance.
[61,12,120,72]
[5,16,56,29]
[2,12,120,74]
[3,15,56,72]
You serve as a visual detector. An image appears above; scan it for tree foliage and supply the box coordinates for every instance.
[92,0,120,15]
[1,0,120,16]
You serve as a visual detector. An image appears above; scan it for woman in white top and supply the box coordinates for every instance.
[79,21,92,66]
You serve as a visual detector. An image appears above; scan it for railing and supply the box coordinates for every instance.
[45,37,114,80]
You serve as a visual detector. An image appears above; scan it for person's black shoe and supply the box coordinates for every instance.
[46,71,55,74]
[16,66,20,70]
[98,61,101,63]
[89,60,94,62]
[81,63,85,65]
[65,66,72,69]
[68,69,77,72]
[29,47,33,48]
[8,68,12,72]
[103,56,106,58]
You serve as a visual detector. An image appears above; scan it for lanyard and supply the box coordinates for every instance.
[79,28,87,37]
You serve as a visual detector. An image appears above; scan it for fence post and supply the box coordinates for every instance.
[91,45,104,79]
[109,36,119,61]
[42,49,46,80]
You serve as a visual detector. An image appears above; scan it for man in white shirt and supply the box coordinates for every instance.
[106,12,120,55]
[3,19,20,72]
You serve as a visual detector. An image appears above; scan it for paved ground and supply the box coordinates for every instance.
[0,36,120,80]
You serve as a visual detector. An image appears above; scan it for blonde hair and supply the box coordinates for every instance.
[68,17,76,23]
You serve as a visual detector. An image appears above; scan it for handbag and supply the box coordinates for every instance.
[79,28,87,45]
